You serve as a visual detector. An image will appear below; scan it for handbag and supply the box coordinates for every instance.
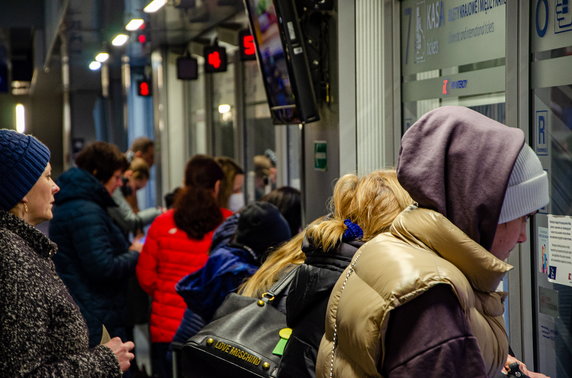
[180,265,299,378]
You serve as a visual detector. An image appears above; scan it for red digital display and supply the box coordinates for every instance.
[239,29,256,61]
[138,33,147,44]
[204,45,227,73]
[207,51,222,69]
[242,35,255,55]
[137,80,151,96]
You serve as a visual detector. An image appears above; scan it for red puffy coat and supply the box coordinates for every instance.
[136,208,233,343]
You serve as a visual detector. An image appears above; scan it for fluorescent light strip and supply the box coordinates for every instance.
[143,0,167,13]
[112,34,129,46]
[15,104,25,133]
[95,52,110,63]
[125,18,145,31]
[89,61,102,70]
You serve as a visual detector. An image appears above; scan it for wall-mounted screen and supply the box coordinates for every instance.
[177,57,198,80]
[244,0,319,124]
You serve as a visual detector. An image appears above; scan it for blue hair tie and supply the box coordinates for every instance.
[343,219,363,241]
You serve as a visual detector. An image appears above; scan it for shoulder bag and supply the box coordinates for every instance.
[180,265,299,378]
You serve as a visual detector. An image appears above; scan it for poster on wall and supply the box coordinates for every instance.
[538,226,550,274]
[547,215,572,287]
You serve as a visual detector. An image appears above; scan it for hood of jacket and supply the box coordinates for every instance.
[397,106,524,250]
[391,206,513,292]
[54,167,116,209]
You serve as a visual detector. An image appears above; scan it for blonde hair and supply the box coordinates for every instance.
[240,170,412,297]
[238,220,321,298]
[307,170,413,251]
[129,157,150,181]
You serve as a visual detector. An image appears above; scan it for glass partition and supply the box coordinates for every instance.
[400,0,506,127]
[212,55,237,158]
[530,1,572,375]
[187,58,207,156]
[243,60,278,201]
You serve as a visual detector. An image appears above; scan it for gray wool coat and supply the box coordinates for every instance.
[0,211,121,377]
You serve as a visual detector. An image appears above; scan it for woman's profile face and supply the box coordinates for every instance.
[24,163,60,225]
[490,214,530,260]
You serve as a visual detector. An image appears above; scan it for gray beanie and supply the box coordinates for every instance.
[0,129,50,211]
[498,144,549,223]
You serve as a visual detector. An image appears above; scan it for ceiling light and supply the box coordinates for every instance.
[95,52,110,63]
[218,104,231,114]
[144,0,167,13]
[89,61,102,70]
[112,34,129,46]
[125,18,145,31]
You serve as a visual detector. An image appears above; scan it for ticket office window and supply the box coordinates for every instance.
[530,1,572,376]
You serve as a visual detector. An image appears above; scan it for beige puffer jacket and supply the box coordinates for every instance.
[316,206,512,377]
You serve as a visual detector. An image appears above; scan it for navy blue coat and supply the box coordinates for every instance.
[177,244,259,326]
[49,167,139,347]
[209,213,239,252]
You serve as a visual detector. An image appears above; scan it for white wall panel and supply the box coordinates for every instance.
[356,0,388,175]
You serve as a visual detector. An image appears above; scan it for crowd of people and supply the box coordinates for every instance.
[0,106,553,377]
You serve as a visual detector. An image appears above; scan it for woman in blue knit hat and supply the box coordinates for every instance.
[0,129,134,376]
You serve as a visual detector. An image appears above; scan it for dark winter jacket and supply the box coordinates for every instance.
[0,211,121,377]
[176,243,260,325]
[209,213,239,252]
[50,167,139,347]
[278,238,362,378]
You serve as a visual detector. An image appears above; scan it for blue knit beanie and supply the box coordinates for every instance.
[0,129,50,211]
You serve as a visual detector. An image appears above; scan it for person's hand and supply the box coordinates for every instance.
[104,337,135,372]
[130,238,144,253]
[503,355,550,377]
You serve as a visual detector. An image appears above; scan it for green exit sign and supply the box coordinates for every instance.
[314,141,327,171]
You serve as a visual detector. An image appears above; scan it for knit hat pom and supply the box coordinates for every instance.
[498,144,549,223]
[0,129,50,211]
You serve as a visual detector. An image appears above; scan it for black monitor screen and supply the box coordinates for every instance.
[244,0,319,124]
[177,57,198,80]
